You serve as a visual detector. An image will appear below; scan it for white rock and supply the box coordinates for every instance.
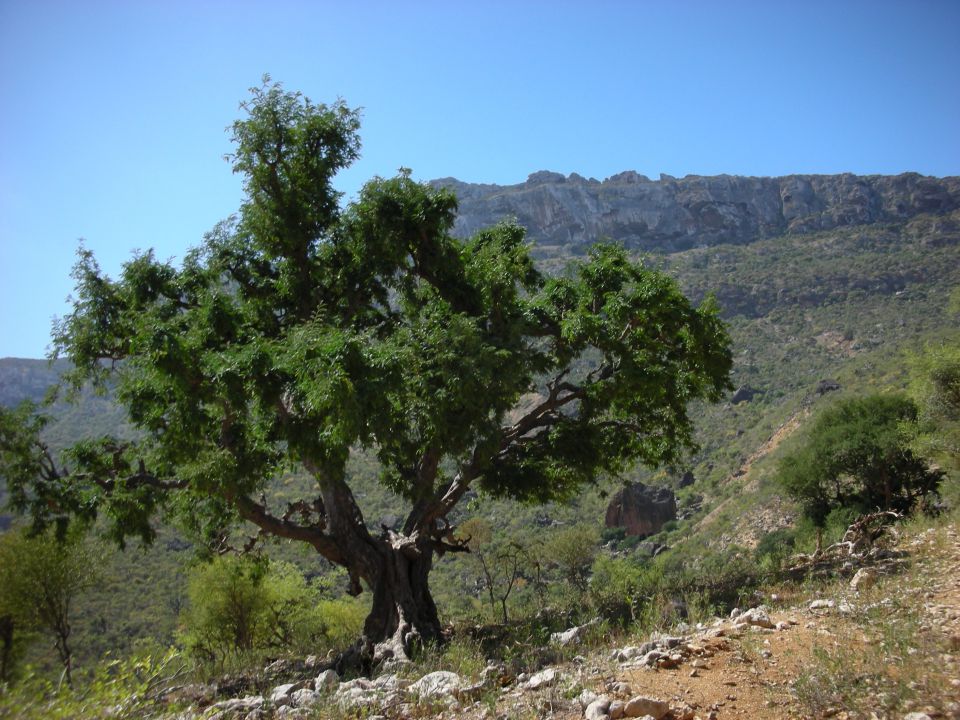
[210,696,264,713]
[579,688,600,709]
[609,699,627,719]
[523,667,558,691]
[338,678,373,691]
[372,673,405,690]
[809,599,835,610]
[269,683,296,705]
[903,714,933,720]
[408,670,461,698]
[775,621,791,631]
[624,695,669,719]
[335,686,382,708]
[274,707,305,719]
[290,688,317,707]
[614,646,642,662]
[737,607,774,629]
[314,669,339,692]
[585,697,612,720]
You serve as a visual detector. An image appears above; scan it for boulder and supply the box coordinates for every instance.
[605,482,677,538]
[523,667,558,690]
[816,379,841,395]
[736,607,774,629]
[585,697,612,720]
[314,669,339,692]
[624,695,670,718]
[290,689,318,707]
[408,670,461,698]
[730,385,758,403]
[269,684,296,705]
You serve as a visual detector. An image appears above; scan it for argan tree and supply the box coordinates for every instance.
[0,79,732,668]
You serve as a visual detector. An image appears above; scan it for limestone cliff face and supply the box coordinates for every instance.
[430,171,960,253]
[605,482,677,538]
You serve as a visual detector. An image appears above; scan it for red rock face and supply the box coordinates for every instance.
[605,483,677,538]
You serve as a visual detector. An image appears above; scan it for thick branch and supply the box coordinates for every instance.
[231,493,345,565]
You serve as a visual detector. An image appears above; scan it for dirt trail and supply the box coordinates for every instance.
[479,521,960,720]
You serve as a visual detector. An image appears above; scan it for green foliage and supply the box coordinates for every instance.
[0,646,184,720]
[909,335,960,471]
[0,76,732,658]
[0,526,101,685]
[541,523,601,592]
[777,394,944,528]
[179,555,364,669]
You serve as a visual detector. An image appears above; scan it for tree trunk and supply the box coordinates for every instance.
[346,534,443,673]
[0,615,13,683]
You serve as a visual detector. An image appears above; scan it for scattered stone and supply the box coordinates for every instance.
[691,659,709,669]
[640,650,663,667]
[809,599,835,610]
[269,684,296,705]
[579,689,601,709]
[523,667,558,691]
[609,699,626,719]
[903,714,933,720]
[208,696,264,716]
[609,681,632,695]
[585,696,612,720]
[290,688,317,707]
[614,646,643,662]
[409,670,462,698]
[850,567,877,591]
[274,707,305,720]
[623,695,669,719]
[737,607,774,628]
[775,621,791,631]
[314,669,338,692]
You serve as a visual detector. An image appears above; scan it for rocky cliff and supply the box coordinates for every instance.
[430,171,960,254]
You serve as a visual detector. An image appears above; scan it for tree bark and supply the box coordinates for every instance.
[354,533,442,671]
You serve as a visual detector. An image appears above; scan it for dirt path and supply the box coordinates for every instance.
[479,521,960,720]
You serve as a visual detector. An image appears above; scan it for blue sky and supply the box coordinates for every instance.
[1,0,958,359]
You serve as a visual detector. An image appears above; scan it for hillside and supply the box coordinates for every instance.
[0,173,959,709]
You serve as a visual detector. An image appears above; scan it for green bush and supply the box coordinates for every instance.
[179,556,365,671]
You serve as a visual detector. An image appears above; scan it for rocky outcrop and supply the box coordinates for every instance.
[430,172,960,255]
[605,482,677,538]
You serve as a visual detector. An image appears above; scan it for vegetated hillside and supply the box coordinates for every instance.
[1,181,958,679]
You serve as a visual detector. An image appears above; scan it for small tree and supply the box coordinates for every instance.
[777,394,943,552]
[0,78,732,668]
[180,555,363,667]
[0,527,99,686]
[909,339,960,471]
[542,523,600,593]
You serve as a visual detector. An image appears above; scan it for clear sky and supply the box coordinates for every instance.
[1,0,958,359]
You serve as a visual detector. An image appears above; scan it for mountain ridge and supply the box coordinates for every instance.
[431,171,960,255]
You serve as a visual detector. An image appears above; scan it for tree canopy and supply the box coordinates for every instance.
[778,393,943,537]
[0,78,732,666]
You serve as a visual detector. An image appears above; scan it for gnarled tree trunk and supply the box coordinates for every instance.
[359,535,441,669]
